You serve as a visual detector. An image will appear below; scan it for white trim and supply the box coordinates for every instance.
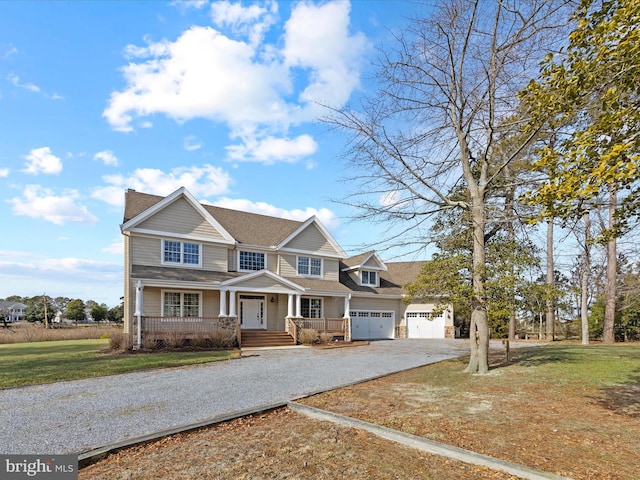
[296,255,323,278]
[360,269,378,287]
[237,249,267,272]
[278,246,343,259]
[221,270,306,291]
[160,289,203,317]
[301,296,323,318]
[341,251,388,272]
[276,216,347,258]
[121,187,235,243]
[127,228,235,246]
[161,239,203,268]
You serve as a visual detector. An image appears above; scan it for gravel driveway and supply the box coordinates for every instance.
[1,339,473,455]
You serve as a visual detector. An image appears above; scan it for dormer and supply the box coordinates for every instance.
[341,251,387,288]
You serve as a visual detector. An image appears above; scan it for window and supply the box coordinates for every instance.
[239,251,265,271]
[162,240,201,266]
[162,291,201,317]
[297,256,322,277]
[361,270,377,286]
[301,298,322,318]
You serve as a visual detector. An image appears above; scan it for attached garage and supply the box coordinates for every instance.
[350,310,395,340]
[406,312,445,338]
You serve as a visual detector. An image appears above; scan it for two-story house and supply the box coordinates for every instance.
[121,187,453,348]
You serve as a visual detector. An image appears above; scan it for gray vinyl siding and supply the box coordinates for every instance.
[283,223,340,256]
[280,254,339,281]
[280,254,297,277]
[323,258,339,282]
[137,197,226,240]
[235,276,292,291]
[363,256,380,268]
[130,235,227,271]
[266,253,278,273]
[141,288,218,317]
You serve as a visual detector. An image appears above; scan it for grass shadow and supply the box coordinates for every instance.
[593,372,640,417]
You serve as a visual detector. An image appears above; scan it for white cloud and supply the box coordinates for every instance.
[212,197,339,231]
[183,135,203,151]
[283,1,368,109]
[379,190,400,207]
[226,134,317,163]
[170,0,208,12]
[94,150,119,166]
[92,164,233,207]
[0,252,121,305]
[8,185,98,225]
[2,45,18,58]
[104,1,369,165]
[22,147,63,175]
[8,73,40,92]
[102,237,124,255]
[104,26,291,133]
[0,168,9,177]
[210,0,278,46]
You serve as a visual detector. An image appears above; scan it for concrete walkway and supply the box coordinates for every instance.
[1,339,473,456]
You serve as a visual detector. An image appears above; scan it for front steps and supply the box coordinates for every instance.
[240,329,296,348]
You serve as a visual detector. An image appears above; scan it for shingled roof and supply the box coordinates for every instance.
[123,189,305,247]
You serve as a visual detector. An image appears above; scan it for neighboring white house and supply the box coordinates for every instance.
[0,301,27,323]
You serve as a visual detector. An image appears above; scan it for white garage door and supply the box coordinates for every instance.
[407,312,445,338]
[351,311,395,340]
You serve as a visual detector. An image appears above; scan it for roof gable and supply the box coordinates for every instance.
[121,188,235,244]
[342,251,387,272]
[221,270,305,292]
[278,217,346,258]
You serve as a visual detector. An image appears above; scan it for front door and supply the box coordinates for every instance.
[239,295,265,329]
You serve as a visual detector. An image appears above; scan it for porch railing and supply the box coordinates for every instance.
[141,316,235,337]
[299,318,347,335]
[286,318,300,344]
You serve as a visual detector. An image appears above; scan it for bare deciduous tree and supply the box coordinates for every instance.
[326,0,571,373]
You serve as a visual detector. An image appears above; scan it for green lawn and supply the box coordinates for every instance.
[0,339,236,389]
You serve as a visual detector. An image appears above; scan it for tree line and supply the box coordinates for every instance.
[328,0,639,373]
[0,295,124,326]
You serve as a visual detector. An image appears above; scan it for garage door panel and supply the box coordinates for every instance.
[407,312,445,338]
[350,311,394,340]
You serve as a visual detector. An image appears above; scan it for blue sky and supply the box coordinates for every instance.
[0,0,421,307]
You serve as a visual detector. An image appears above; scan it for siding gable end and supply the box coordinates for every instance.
[279,219,345,257]
[137,197,226,240]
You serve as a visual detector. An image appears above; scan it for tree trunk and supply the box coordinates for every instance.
[581,211,590,345]
[603,185,617,343]
[465,202,489,374]
[505,165,517,341]
[545,219,555,340]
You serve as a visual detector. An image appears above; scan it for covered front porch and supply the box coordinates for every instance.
[130,273,353,348]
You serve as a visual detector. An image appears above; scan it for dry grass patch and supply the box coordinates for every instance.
[80,408,520,480]
[301,343,640,480]
[0,322,121,344]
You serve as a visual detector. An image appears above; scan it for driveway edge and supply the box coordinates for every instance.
[288,402,571,480]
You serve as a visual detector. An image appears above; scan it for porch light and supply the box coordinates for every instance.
[270,296,275,303]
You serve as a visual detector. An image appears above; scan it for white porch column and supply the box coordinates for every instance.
[229,290,237,317]
[134,280,144,349]
[219,289,228,317]
[295,294,302,317]
[287,293,294,317]
[344,293,351,317]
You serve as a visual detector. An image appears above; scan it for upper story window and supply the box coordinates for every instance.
[297,256,322,277]
[239,251,265,271]
[361,270,378,286]
[163,240,201,267]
